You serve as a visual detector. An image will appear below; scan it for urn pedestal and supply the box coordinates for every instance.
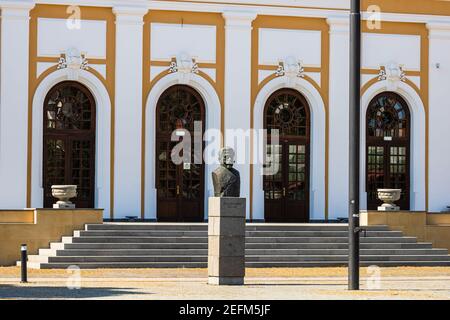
[208,197,246,285]
[51,185,77,209]
[377,189,401,211]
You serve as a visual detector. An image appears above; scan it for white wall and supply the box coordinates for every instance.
[259,28,321,66]
[113,7,147,218]
[150,23,216,63]
[37,18,106,59]
[362,33,421,70]
[428,23,450,212]
[223,12,256,218]
[327,17,349,220]
[0,3,34,208]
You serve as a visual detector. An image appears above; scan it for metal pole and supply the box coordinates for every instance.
[349,0,361,290]
[21,244,27,283]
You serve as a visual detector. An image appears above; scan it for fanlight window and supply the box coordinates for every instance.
[265,89,310,137]
[157,86,203,134]
[44,82,94,131]
[367,92,410,138]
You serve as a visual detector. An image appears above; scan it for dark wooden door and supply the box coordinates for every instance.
[366,92,410,210]
[156,85,205,222]
[264,140,309,222]
[263,89,310,222]
[43,82,96,208]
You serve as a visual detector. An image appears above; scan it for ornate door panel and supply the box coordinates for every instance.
[43,82,96,208]
[366,92,410,210]
[156,85,205,222]
[264,89,310,222]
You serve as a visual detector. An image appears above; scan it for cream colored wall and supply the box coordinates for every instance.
[0,209,103,266]
[361,211,450,251]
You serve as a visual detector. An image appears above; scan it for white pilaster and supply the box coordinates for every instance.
[0,1,35,208]
[222,11,256,219]
[327,16,350,219]
[427,22,450,212]
[113,6,147,218]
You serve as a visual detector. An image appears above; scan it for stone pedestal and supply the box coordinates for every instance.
[208,197,246,285]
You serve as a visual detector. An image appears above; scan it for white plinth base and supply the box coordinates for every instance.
[53,203,75,209]
[378,205,400,212]
[208,276,244,286]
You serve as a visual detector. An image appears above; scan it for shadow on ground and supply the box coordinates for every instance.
[0,285,144,299]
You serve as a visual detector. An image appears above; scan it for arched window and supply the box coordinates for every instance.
[156,85,204,134]
[43,82,96,208]
[44,82,95,131]
[263,89,310,223]
[367,92,409,139]
[265,89,310,138]
[366,92,411,210]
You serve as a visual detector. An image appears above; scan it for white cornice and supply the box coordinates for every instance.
[0,0,35,9]
[0,0,35,20]
[222,11,257,28]
[113,6,148,25]
[427,22,450,40]
[327,15,350,34]
[13,1,450,26]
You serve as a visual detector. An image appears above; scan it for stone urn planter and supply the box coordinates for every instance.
[377,189,401,211]
[51,185,77,209]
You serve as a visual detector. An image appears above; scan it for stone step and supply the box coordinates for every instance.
[58,242,209,250]
[43,248,447,257]
[20,260,450,269]
[22,223,450,269]
[246,242,433,249]
[70,235,420,244]
[75,230,404,238]
[54,241,433,250]
[70,236,208,243]
[27,254,450,264]
[86,223,390,232]
[67,236,418,244]
[246,237,419,244]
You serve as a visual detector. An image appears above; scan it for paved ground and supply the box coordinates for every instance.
[0,267,449,300]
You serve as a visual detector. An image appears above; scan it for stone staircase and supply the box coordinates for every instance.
[20,223,450,269]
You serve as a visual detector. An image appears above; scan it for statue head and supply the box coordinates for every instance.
[219,147,235,168]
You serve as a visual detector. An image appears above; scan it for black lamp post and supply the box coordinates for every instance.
[348,0,361,290]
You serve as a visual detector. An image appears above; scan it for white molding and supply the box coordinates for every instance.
[0,0,35,20]
[327,16,350,34]
[113,6,148,25]
[252,76,326,221]
[361,81,426,211]
[427,22,450,40]
[222,11,257,29]
[144,72,222,220]
[31,69,111,217]
[25,1,450,25]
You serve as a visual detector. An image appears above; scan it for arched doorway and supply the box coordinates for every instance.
[263,88,311,222]
[43,81,96,208]
[366,92,411,210]
[155,85,205,222]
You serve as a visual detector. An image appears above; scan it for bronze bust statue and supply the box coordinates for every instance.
[212,147,240,197]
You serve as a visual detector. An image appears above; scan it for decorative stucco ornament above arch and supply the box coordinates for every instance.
[377,61,406,91]
[168,52,200,84]
[275,56,305,88]
[56,47,89,81]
